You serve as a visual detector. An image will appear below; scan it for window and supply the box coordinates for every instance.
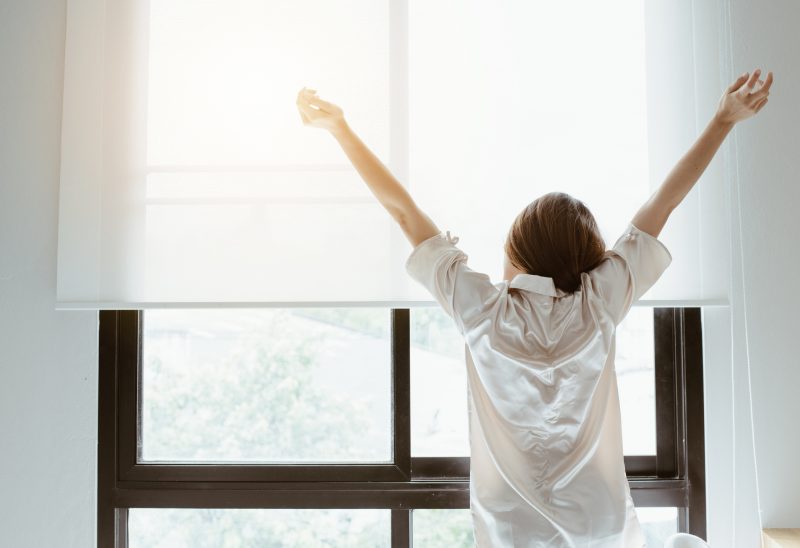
[58,0,713,542]
[98,307,705,546]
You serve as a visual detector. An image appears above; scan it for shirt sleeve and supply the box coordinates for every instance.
[405,231,501,335]
[587,222,672,325]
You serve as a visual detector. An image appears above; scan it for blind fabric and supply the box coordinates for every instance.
[57,0,730,309]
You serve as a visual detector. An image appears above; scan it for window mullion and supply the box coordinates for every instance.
[392,308,411,478]
[654,308,679,477]
[391,509,411,548]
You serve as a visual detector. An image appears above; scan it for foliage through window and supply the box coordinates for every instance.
[97,307,705,546]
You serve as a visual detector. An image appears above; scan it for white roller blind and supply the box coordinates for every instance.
[57,0,729,309]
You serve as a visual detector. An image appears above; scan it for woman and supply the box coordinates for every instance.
[296,69,772,547]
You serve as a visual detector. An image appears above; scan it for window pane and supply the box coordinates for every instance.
[146,171,374,201]
[411,308,469,456]
[143,202,397,302]
[638,507,679,547]
[617,306,657,455]
[147,0,390,166]
[412,509,475,547]
[129,509,390,547]
[141,308,391,462]
[409,0,650,281]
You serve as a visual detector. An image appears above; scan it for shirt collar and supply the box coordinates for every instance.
[508,273,568,298]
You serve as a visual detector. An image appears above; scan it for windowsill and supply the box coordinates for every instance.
[54,299,733,310]
[634,299,730,307]
[762,529,800,548]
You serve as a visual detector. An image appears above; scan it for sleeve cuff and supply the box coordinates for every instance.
[405,231,469,291]
[405,231,448,272]
[627,222,673,264]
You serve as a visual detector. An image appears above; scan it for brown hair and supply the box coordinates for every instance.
[504,192,607,294]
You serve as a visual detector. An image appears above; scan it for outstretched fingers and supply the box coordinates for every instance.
[728,72,750,93]
[296,99,318,123]
[739,68,763,96]
[296,87,318,106]
[305,95,335,113]
[747,71,774,103]
[752,72,772,99]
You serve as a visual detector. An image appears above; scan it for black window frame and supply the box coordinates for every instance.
[97,307,705,547]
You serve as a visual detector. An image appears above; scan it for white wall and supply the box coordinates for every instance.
[0,1,98,547]
[1,1,798,547]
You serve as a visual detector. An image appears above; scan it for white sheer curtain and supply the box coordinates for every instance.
[57,0,729,308]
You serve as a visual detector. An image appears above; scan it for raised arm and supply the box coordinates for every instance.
[296,87,440,247]
[632,69,774,238]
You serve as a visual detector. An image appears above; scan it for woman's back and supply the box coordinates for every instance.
[406,223,672,547]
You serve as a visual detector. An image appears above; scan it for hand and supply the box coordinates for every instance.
[715,69,773,125]
[296,87,347,132]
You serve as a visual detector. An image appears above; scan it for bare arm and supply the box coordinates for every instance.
[296,88,439,247]
[632,69,773,238]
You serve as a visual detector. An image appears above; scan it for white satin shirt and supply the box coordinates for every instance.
[405,222,672,547]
